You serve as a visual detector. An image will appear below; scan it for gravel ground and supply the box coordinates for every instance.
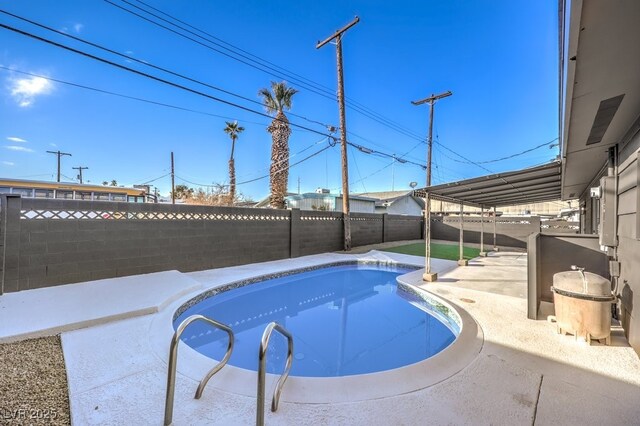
[0,336,70,425]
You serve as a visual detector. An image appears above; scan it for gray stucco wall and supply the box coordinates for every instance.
[527,233,609,319]
[0,198,424,293]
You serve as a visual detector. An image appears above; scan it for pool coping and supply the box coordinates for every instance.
[148,256,483,404]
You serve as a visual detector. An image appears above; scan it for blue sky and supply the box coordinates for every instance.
[0,0,559,200]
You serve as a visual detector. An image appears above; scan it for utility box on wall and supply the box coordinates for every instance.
[599,176,617,247]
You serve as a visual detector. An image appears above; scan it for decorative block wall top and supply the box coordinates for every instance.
[20,209,289,221]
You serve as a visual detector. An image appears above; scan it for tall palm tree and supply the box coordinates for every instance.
[223,120,245,204]
[258,81,298,209]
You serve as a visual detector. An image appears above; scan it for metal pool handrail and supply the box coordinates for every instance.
[256,322,294,426]
[164,314,234,426]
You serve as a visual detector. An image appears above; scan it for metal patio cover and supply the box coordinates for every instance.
[413,161,562,208]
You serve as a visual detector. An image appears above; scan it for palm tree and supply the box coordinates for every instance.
[258,81,298,209]
[223,120,245,204]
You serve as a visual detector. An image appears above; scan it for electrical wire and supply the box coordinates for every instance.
[235,137,329,180]
[104,0,429,142]
[140,172,172,185]
[0,65,274,127]
[175,143,334,188]
[0,21,337,140]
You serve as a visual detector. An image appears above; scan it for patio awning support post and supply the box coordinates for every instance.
[458,202,468,266]
[422,193,437,282]
[493,206,499,252]
[479,205,487,257]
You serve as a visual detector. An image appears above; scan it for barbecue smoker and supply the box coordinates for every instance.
[550,266,615,345]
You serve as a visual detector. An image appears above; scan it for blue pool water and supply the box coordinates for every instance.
[175,264,457,377]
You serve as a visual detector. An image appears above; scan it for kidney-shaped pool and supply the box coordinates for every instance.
[174,263,460,377]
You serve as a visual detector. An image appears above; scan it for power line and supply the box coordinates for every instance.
[0,9,336,131]
[0,10,428,162]
[475,137,559,164]
[0,66,272,126]
[140,172,171,185]
[235,137,330,180]
[104,0,429,143]
[0,23,435,180]
[176,144,334,188]
[0,21,336,139]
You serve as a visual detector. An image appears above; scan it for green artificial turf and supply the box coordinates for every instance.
[382,242,481,260]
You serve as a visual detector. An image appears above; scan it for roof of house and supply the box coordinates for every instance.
[286,193,377,202]
[253,192,298,208]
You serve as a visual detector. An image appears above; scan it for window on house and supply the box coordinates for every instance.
[34,189,54,198]
[56,190,73,199]
[12,188,33,197]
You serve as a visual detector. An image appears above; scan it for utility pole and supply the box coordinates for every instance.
[317,16,359,252]
[297,176,301,195]
[46,150,72,183]
[412,90,452,282]
[170,152,175,205]
[411,91,452,187]
[72,166,89,184]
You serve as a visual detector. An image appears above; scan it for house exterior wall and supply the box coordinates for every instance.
[287,195,375,213]
[334,197,376,214]
[615,130,640,354]
[576,128,640,355]
[385,197,423,216]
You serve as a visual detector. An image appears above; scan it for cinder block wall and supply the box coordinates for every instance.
[0,197,424,293]
[385,215,423,242]
[350,213,383,247]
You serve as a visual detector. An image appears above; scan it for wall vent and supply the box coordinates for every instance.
[586,94,625,145]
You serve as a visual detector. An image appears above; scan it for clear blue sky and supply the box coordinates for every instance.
[0,0,559,200]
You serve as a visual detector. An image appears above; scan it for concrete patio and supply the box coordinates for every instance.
[2,250,639,425]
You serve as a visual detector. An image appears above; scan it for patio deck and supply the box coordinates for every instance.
[3,250,639,424]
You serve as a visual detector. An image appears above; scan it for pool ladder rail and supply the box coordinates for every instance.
[163,316,293,426]
[257,322,294,426]
[164,314,234,426]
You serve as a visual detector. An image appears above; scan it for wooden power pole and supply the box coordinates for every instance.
[46,150,72,183]
[317,16,359,252]
[411,91,452,282]
[72,166,88,184]
[411,91,452,187]
[171,152,175,205]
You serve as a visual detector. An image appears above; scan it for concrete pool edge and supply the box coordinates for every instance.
[148,254,483,404]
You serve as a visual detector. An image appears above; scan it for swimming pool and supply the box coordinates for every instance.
[174,263,459,377]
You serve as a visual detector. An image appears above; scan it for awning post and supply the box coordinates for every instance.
[480,205,487,257]
[458,203,468,266]
[493,206,499,252]
[423,193,437,282]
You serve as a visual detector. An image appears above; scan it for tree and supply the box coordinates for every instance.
[172,184,193,200]
[223,120,245,204]
[258,81,298,209]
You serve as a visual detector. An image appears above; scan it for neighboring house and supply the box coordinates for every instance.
[286,192,376,213]
[253,192,298,209]
[0,178,149,203]
[356,191,424,215]
[254,191,377,213]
